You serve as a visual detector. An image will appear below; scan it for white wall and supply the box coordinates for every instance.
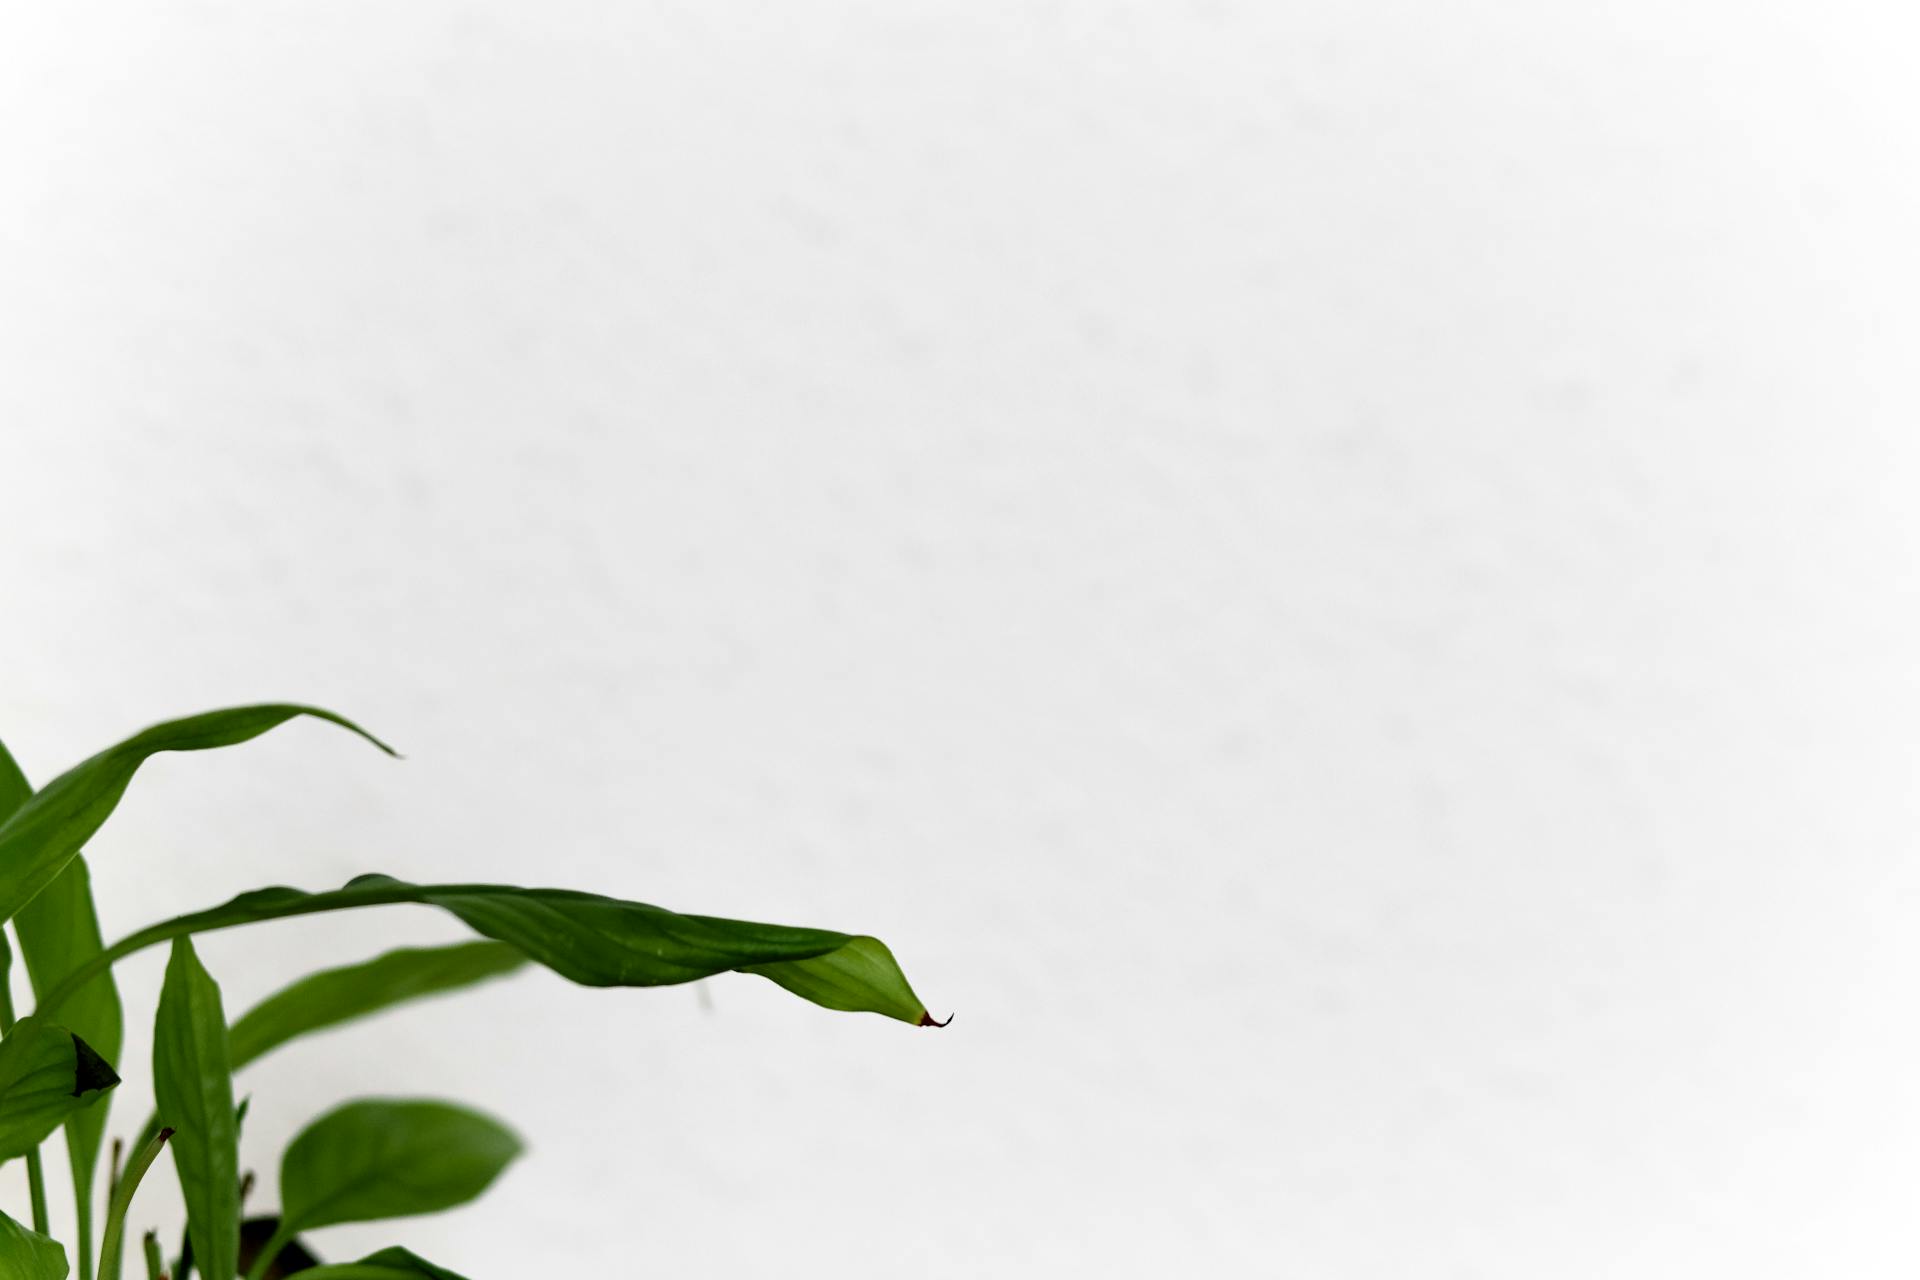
[5,3,1920,1275]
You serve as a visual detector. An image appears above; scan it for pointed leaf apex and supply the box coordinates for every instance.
[919,1011,953,1028]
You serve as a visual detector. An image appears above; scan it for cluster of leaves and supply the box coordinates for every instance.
[0,706,939,1279]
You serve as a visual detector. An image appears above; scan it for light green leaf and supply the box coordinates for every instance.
[293,1247,469,1280]
[0,1016,118,1163]
[153,937,238,1280]
[0,1206,68,1279]
[229,942,526,1072]
[0,704,393,926]
[82,875,936,1026]
[279,1099,520,1232]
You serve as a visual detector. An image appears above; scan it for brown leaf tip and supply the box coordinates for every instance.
[918,1011,953,1028]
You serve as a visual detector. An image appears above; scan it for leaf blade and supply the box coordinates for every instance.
[289,1248,470,1280]
[0,1017,118,1163]
[279,1099,520,1233]
[153,937,239,1280]
[137,876,935,1026]
[0,1205,69,1279]
[228,942,526,1073]
[0,705,393,925]
[13,857,122,1233]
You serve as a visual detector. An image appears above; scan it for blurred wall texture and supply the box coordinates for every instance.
[4,3,1919,1276]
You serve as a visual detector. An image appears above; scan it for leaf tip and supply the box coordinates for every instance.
[918,1010,953,1028]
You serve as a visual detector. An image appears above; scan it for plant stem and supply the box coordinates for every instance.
[96,1127,171,1280]
[142,1230,163,1280]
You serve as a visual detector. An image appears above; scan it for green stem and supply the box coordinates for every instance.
[243,1223,294,1280]
[141,1230,162,1280]
[96,1126,171,1280]
[25,1155,46,1235]
[78,1194,96,1280]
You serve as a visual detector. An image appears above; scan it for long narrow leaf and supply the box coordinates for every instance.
[57,875,936,1026]
[2,731,126,1279]
[0,705,393,926]
[229,942,525,1072]
[14,857,121,1259]
[0,1016,118,1162]
[153,938,239,1280]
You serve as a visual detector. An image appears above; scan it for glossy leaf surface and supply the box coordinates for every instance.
[0,1017,117,1163]
[279,1099,520,1232]
[0,705,392,926]
[229,942,526,1071]
[153,938,238,1280]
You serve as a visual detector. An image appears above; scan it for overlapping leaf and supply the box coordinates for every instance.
[0,1016,118,1164]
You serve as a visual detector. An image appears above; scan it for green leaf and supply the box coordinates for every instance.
[14,857,121,1244]
[100,875,935,1026]
[0,704,394,926]
[292,1248,470,1280]
[153,937,239,1280]
[0,739,29,826]
[2,731,127,1280]
[229,942,526,1072]
[0,1206,68,1279]
[0,1016,118,1163]
[279,1099,520,1233]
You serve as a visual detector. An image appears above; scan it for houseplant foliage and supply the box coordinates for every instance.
[0,706,942,1279]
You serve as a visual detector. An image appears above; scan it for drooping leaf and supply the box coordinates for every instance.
[0,1205,68,1279]
[153,937,239,1280]
[292,1247,469,1280]
[86,875,935,1026]
[278,1099,520,1233]
[229,942,526,1071]
[14,857,122,1246]
[0,704,393,926]
[0,1016,118,1162]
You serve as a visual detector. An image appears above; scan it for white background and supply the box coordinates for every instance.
[5,3,1920,1276]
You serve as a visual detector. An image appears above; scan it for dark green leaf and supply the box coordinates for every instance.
[292,1248,469,1280]
[279,1099,520,1232]
[0,1206,68,1279]
[0,1017,118,1163]
[127,875,934,1026]
[0,704,393,926]
[153,937,238,1280]
[14,857,122,1233]
[229,942,526,1072]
